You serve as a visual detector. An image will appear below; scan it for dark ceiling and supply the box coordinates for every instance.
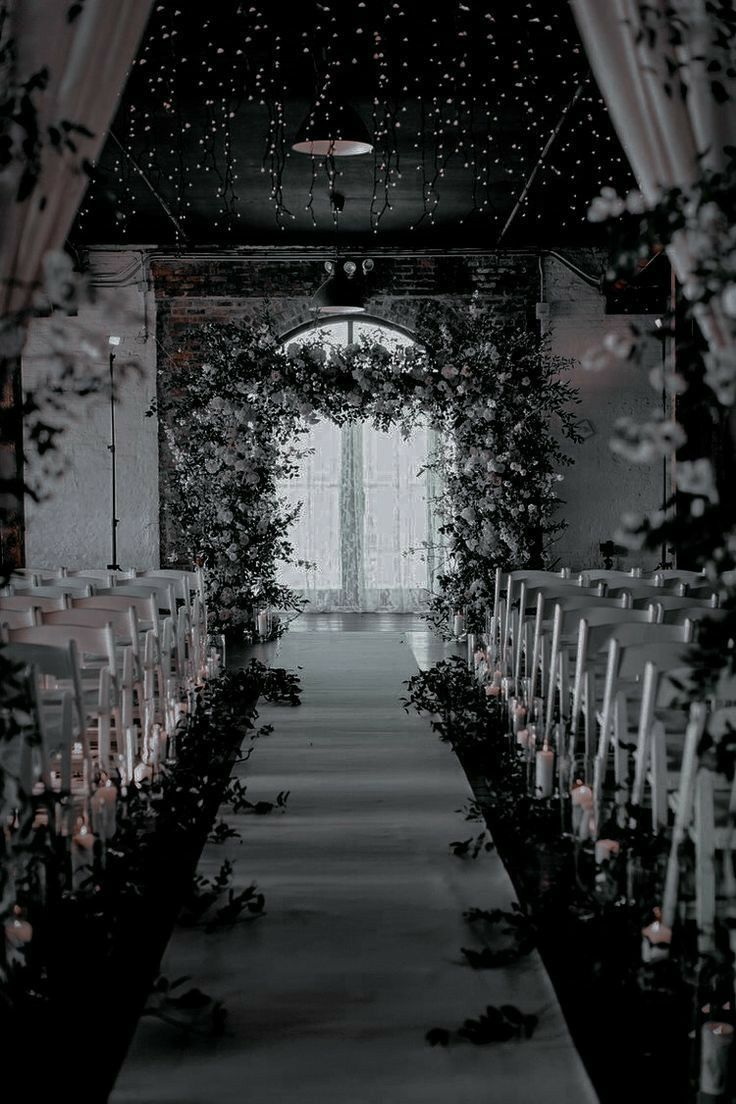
[73,0,634,250]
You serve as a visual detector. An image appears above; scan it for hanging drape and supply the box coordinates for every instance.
[570,0,736,359]
[278,418,438,612]
[0,0,153,313]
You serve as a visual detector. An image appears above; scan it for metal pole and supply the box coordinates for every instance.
[107,350,120,570]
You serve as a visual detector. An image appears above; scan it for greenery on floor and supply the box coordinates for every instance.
[1,659,300,1098]
[405,655,729,1103]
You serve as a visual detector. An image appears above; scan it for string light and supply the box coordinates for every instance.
[77,0,632,242]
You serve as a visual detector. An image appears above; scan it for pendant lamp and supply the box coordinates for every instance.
[293,98,373,157]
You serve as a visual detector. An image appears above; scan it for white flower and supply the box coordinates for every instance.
[42,249,83,311]
[441,364,458,379]
[587,187,625,223]
[602,330,635,360]
[704,349,736,406]
[624,190,647,215]
[722,284,736,318]
[677,458,718,503]
[648,364,687,395]
[581,345,617,373]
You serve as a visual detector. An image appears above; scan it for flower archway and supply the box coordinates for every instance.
[159,302,581,639]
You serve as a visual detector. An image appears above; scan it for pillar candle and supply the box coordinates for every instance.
[512,702,528,734]
[535,743,555,798]
[700,1022,734,1097]
[452,612,465,638]
[571,781,594,834]
[91,780,117,842]
[516,728,532,755]
[71,824,96,890]
[4,908,32,948]
[594,838,620,865]
[641,909,672,963]
[257,610,269,637]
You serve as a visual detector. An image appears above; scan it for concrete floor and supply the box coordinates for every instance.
[111,623,597,1104]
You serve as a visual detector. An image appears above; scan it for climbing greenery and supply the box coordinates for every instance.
[162,302,580,637]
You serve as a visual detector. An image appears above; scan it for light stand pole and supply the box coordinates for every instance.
[107,336,121,571]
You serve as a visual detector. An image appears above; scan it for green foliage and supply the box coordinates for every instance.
[163,305,579,635]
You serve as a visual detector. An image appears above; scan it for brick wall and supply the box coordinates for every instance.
[152,250,541,559]
[151,248,663,570]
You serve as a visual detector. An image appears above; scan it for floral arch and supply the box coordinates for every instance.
[160,302,581,640]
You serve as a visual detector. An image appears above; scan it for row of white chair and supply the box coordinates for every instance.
[473,565,728,965]
[1,568,211,828]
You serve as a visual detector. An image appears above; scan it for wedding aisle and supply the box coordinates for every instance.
[111,625,597,1104]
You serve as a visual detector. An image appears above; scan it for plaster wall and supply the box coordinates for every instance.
[22,249,160,570]
[540,255,664,570]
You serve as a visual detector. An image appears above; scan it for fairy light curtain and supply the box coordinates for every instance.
[277,320,439,612]
[571,0,736,359]
[0,0,153,313]
[76,1,632,242]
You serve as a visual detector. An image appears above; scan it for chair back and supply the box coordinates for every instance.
[8,623,117,673]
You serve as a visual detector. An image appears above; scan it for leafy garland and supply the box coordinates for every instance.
[160,303,580,637]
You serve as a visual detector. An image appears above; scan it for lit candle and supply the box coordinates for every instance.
[91,779,117,842]
[641,908,672,963]
[535,742,555,798]
[516,727,532,751]
[570,780,594,834]
[485,682,501,698]
[71,822,96,890]
[512,702,528,734]
[700,1021,733,1096]
[4,907,32,948]
[594,838,620,865]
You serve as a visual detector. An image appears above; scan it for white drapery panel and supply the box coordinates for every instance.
[0,0,153,313]
[571,0,736,356]
[278,417,435,611]
[277,320,440,612]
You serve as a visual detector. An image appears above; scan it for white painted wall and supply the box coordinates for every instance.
[23,249,160,570]
[540,255,665,571]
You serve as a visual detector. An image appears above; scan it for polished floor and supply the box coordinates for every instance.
[287,612,430,632]
[112,629,596,1104]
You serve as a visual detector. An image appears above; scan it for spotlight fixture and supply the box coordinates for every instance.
[292,99,373,157]
[312,258,374,315]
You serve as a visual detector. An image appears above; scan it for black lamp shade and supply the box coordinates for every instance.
[314,273,366,314]
[293,99,373,157]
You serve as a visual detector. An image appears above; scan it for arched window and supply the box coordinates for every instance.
[277,317,439,612]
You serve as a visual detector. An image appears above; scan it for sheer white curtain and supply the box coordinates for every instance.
[278,320,438,612]
[570,0,736,360]
[0,0,153,312]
